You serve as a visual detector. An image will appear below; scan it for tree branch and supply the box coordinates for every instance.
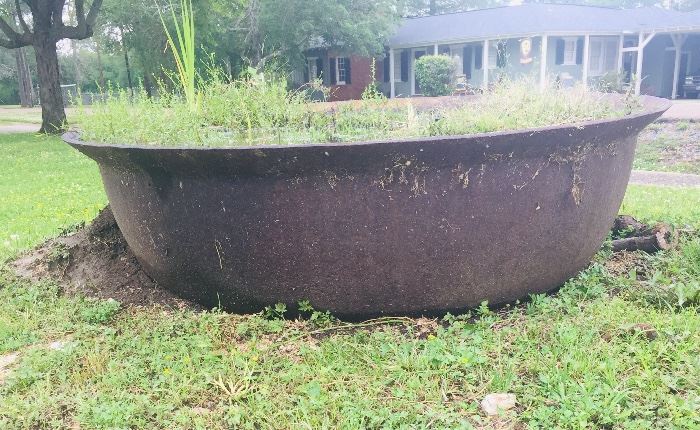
[0,14,30,47]
[51,0,103,42]
[85,0,102,27]
[0,36,19,48]
[15,0,32,35]
[74,0,85,27]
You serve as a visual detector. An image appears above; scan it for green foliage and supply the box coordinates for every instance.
[262,303,287,320]
[0,133,106,261]
[158,0,198,111]
[414,55,457,97]
[297,300,338,327]
[361,58,385,101]
[77,77,632,147]
[79,298,122,324]
[621,185,700,229]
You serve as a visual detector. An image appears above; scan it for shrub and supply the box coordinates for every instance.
[414,55,457,97]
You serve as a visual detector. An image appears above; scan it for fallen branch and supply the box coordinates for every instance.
[611,216,677,253]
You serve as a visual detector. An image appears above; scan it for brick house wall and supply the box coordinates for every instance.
[301,50,388,101]
[328,55,373,101]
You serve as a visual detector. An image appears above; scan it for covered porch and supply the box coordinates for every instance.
[383,30,700,99]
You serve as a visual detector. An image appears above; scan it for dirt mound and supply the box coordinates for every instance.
[11,207,197,310]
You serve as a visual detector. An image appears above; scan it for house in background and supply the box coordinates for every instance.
[296,4,700,101]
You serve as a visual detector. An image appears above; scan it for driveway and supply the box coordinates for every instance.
[660,100,700,121]
[0,124,39,134]
[630,170,700,188]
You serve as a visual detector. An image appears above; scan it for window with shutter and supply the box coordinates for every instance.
[604,40,618,72]
[589,40,602,74]
[335,57,348,85]
[474,45,483,70]
[488,46,496,69]
[316,58,323,80]
[463,46,473,79]
[576,37,584,64]
[400,50,409,82]
[329,57,336,85]
[344,58,351,85]
[563,38,577,66]
[306,58,318,83]
[587,37,620,77]
[496,41,507,68]
[383,52,390,83]
[555,39,565,65]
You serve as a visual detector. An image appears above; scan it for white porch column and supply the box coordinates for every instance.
[540,35,548,90]
[671,34,688,100]
[582,35,590,88]
[635,32,656,95]
[617,35,624,74]
[410,49,415,95]
[635,33,645,95]
[434,43,439,55]
[483,39,489,90]
[389,48,395,99]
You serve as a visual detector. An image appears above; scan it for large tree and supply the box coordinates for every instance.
[235,0,400,71]
[0,0,103,133]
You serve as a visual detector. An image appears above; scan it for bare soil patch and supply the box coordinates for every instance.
[11,207,197,310]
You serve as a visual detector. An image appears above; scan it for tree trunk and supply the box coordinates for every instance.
[15,47,34,108]
[120,27,133,95]
[95,40,106,89]
[34,35,66,134]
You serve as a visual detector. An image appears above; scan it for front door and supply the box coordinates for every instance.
[414,50,426,94]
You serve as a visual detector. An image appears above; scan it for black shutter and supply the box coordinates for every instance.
[316,58,323,79]
[345,58,351,85]
[474,45,483,70]
[463,46,472,79]
[383,52,390,83]
[330,57,337,85]
[400,50,409,82]
[303,61,309,83]
[576,38,584,65]
[555,39,565,65]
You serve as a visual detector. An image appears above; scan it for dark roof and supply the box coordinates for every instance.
[388,4,700,47]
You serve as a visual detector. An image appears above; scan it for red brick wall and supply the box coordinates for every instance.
[328,56,374,101]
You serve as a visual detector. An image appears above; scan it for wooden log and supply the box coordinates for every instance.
[611,224,676,253]
[613,215,651,237]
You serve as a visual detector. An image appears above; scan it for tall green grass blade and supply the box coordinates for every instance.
[157,0,197,111]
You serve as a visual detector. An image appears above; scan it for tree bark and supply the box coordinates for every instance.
[95,39,106,89]
[120,27,134,95]
[34,35,67,133]
[15,47,34,107]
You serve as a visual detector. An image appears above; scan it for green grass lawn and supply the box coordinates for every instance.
[1,133,699,429]
[0,134,106,262]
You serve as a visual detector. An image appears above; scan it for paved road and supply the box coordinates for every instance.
[0,124,38,134]
[630,170,700,188]
[660,100,700,121]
